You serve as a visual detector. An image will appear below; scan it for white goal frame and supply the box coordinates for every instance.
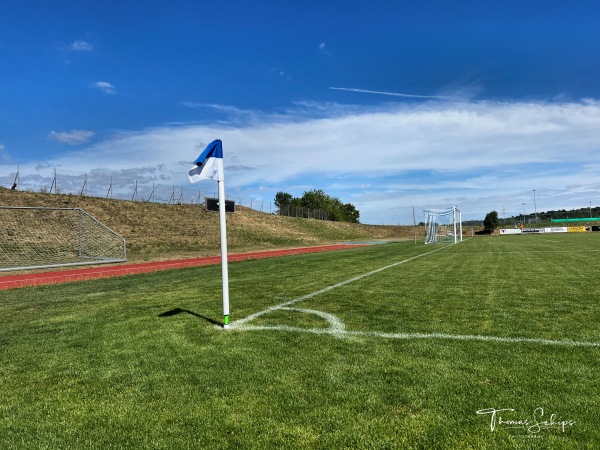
[0,206,127,272]
[424,206,463,244]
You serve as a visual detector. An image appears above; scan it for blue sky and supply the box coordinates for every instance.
[1,1,600,224]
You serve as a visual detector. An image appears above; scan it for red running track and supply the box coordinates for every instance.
[0,244,367,291]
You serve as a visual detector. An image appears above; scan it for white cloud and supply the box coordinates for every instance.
[92,81,116,94]
[181,102,252,115]
[6,99,600,224]
[70,40,93,51]
[0,144,8,161]
[319,42,332,55]
[48,130,95,145]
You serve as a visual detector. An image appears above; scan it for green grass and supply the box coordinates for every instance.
[2,234,600,449]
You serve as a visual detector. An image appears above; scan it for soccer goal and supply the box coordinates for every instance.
[0,206,126,271]
[424,206,463,244]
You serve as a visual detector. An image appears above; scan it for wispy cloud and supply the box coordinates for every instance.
[92,81,116,94]
[48,130,95,145]
[70,40,93,51]
[267,66,291,81]
[181,102,246,112]
[329,86,455,100]
[0,144,8,161]
[181,102,259,120]
[319,42,332,55]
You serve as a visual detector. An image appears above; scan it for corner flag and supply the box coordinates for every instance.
[188,139,224,182]
[188,139,230,329]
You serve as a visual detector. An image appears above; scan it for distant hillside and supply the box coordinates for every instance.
[1,188,421,262]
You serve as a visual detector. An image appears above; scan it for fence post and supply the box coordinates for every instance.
[78,209,83,257]
[106,176,113,198]
[79,173,88,196]
[50,168,57,194]
[11,164,19,190]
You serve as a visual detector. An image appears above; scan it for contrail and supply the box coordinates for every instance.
[329,86,453,100]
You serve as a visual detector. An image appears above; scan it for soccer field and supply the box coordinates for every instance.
[1,234,599,448]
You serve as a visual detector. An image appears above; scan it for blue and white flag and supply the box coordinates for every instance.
[188,139,224,182]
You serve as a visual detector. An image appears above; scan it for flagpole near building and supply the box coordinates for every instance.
[188,139,230,329]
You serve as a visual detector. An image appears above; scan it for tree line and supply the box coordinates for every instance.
[274,189,360,223]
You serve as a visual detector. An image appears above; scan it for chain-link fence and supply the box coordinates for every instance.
[276,204,330,220]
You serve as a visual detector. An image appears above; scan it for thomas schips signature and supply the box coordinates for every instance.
[476,407,575,434]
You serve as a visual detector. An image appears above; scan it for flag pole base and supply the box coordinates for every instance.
[223,315,230,330]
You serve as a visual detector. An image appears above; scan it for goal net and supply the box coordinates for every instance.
[0,206,126,271]
[424,206,463,244]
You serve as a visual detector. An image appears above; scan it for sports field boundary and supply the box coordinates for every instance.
[0,244,368,291]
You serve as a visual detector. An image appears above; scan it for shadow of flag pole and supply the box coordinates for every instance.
[188,139,230,329]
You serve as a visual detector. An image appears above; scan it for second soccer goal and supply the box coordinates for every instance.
[423,206,463,244]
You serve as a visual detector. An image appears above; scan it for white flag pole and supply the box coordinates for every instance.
[188,139,230,329]
[217,162,230,329]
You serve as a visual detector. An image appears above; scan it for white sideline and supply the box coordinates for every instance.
[231,242,600,348]
[234,325,600,348]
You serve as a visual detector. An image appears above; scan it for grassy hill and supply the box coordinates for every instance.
[0,188,420,262]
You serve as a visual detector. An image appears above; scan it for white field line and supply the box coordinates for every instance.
[234,325,600,348]
[231,245,450,329]
[231,242,600,348]
[282,307,345,338]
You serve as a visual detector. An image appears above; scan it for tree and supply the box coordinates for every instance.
[483,210,500,230]
[300,189,328,210]
[343,203,360,223]
[273,189,360,223]
[274,191,293,213]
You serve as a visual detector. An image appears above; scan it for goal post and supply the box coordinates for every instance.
[0,206,126,271]
[424,206,463,244]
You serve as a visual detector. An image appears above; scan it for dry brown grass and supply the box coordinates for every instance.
[0,187,422,262]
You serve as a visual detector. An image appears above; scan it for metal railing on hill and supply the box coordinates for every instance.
[276,205,330,221]
[3,167,277,212]
[2,166,332,220]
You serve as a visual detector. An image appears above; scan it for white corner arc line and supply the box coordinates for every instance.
[282,307,345,337]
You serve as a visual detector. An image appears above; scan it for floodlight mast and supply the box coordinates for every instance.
[533,189,538,224]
